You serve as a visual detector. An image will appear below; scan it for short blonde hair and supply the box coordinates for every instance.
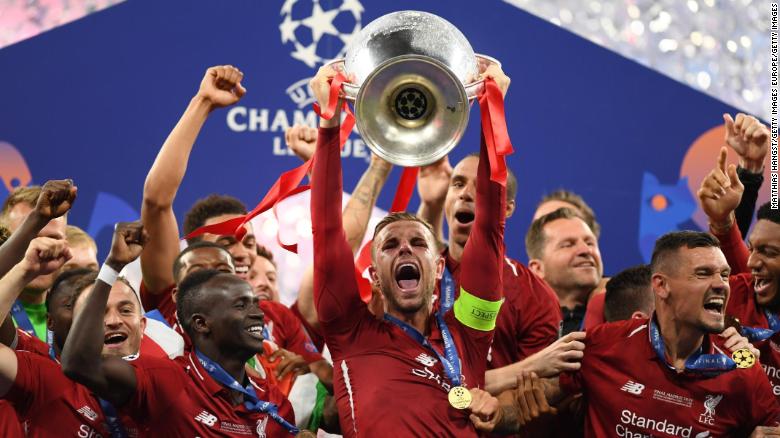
[66,225,97,252]
[1,186,41,226]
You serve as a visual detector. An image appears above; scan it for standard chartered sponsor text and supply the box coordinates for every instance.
[617,410,710,438]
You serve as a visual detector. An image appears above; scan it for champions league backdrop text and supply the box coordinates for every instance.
[0,0,764,303]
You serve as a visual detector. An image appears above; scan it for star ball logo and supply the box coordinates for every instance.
[225,0,372,162]
[279,0,363,68]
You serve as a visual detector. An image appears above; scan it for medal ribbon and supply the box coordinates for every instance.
[438,266,456,313]
[184,73,355,254]
[194,350,299,435]
[740,309,780,342]
[46,328,57,362]
[383,267,462,388]
[97,398,129,438]
[648,317,735,375]
[11,299,35,337]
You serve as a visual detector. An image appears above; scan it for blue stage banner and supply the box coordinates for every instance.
[0,0,764,301]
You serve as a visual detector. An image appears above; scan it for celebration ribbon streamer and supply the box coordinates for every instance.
[185,74,355,254]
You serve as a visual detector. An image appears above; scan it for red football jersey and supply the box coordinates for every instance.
[442,253,561,368]
[290,300,326,353]
[122,352,294,437]
[759,336,780,398]
[716,225,780,403]
[583,291,606,330]
[14,328,49,357]
[6,350,141,438]
[560,318,780,437]
[311,127,506,436]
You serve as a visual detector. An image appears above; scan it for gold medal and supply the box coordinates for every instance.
[448,386,472,410]
[732,348,756,369]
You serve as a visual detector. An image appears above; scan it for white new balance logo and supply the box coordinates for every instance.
[620,381,645,395]
[77,406,98,421]
[415,353,437,367]
[195,410,217,427]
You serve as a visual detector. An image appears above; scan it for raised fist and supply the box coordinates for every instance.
[697,147,744,230]
[197,65,246,109]
[35,179,77,221]
[106,221,147,271]
[21,236,72,278]
[724,113,769,173]
[284,124,318,162]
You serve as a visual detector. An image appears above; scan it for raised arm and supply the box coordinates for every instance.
[722,113,769,236]
[342,154,392,252]
[697,146,749,273]
[286,124,392,330]
[457,64,510,306]
[61,222,146,406]
[141,65,246,293]
[416,157,452,247]
[309,66,363,329]
[0,179,76,277]
[0,237,71,346]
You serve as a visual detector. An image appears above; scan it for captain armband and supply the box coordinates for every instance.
[453,288,504,331]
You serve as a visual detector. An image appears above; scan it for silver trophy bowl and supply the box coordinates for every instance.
[326,10,499,167]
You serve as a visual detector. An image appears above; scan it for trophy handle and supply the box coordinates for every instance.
[322,58,358,101]
[465,53,502,100]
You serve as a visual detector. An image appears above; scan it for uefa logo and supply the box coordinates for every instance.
[279,0,364,68]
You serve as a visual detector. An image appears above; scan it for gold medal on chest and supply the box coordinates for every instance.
[448,386,472,409]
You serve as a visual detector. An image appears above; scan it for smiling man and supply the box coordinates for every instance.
[526,207,604,335]
[704,200,780,400]
[0,228,152,437]
[550,231,780,437]
[61,221,300,436]
[694,115,780,403]
[137,66,327,378]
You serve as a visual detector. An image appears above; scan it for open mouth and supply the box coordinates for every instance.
[454,210,475,225]
[754,276,774,295]
[235,265,250,278]
[104,332,128,346]
[703,296,725,316]
[245,323,264,339]
[395,262,421,290]
[573,260,596,269]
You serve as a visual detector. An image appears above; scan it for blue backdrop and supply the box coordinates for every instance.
[0,0,749,278]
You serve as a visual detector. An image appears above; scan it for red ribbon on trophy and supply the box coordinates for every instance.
[478,77,513,186]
